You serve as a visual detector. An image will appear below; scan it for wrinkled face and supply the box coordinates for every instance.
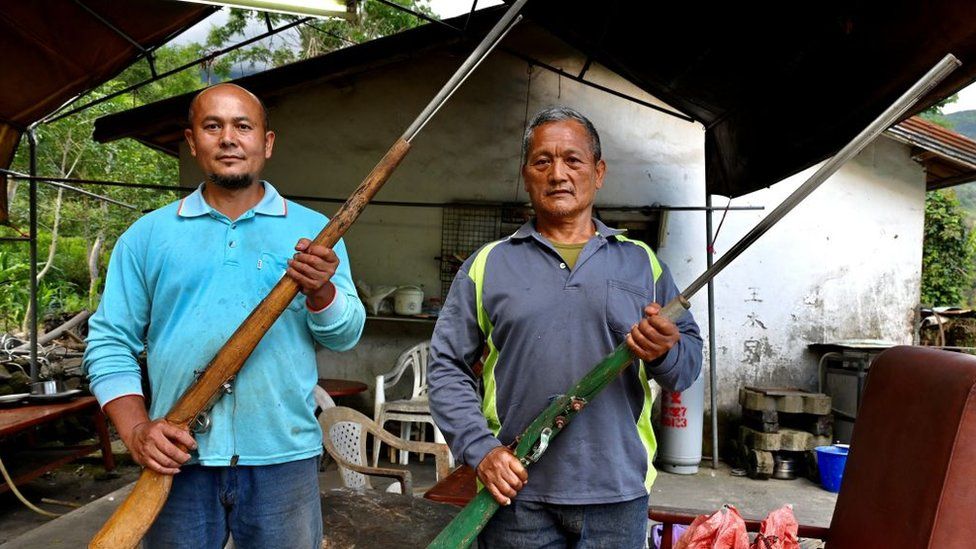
[522,120,606,221]
[184,85,275,189]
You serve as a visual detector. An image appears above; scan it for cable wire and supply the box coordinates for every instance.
[0,454,62,518]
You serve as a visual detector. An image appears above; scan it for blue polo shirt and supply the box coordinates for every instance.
[83,182,365,466]
[428,219,702,504]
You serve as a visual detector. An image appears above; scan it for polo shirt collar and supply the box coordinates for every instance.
[177,181,288,218]
[511,217,626,240]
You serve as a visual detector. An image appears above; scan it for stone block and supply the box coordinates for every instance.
[778,428,812,451]
[740,425,781,451]
[804,394,832,415]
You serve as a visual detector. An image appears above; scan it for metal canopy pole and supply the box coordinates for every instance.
[27,128,38,383]
[501,49,695,122]
[705,193,718,468]
[43,17,312,125]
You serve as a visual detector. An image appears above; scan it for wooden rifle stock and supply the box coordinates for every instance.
[89,139,411,549]
[90,1,530,544]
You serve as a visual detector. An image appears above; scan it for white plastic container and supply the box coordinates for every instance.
[394,286,424,315]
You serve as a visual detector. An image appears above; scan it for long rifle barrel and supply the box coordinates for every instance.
[404,0,529,142]
[680,54,961,300]
[430,53,961,548]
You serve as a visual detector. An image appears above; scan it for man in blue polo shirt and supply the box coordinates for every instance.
[428,106,702,547]
[83,83,365,548]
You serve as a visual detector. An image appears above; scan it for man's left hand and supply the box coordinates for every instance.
[626,303,680,362]
[287,238,338,310]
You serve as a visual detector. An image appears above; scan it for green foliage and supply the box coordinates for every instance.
[919,94,958,129]
[0,4,437,330]
[207,1,434,71]
[921,189,976,306]
[0,44,217,330]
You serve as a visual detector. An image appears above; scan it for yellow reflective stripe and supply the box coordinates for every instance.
[616,235,662,282]
[468,240,504,336]
[637,360,658,490]
[467,239,506,436]
[618,235,661,488]
[481,335,501,435]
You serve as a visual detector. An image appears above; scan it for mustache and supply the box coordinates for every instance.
[545,187,575,196]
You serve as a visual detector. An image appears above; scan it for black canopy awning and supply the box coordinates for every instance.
[523,0,976,197]
[0,0,214,128]
[92,1,976,198]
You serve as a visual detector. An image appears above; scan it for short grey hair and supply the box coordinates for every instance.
[521,106,602,165]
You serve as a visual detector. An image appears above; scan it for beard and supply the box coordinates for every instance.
[208,172,255,190]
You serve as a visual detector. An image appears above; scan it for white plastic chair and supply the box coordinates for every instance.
[320,406,451,495]
[373,341,452,467]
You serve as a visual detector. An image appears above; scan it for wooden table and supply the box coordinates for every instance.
[424,464,477,506]
[0,395,114,494]
[318,378,368,397]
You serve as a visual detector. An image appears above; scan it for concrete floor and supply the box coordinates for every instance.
[650,461,837,528]
[0,455,836,547]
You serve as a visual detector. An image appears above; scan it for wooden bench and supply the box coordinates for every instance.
[0,395,114,493]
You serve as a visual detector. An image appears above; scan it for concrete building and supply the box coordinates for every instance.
[95,13,976,456]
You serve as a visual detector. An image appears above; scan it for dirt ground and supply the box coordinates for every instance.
[0,445,141,545]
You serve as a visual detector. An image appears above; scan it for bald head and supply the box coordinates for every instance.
[184,82,276,190]
[188,83,269,131]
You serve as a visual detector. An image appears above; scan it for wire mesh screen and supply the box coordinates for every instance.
[439,206,502,299]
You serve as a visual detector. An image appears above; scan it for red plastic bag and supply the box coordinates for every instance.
[673,505,750,549]
[750,505,800,549]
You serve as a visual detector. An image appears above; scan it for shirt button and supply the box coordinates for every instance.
[559,262,567,269]
[231,224,237,230]
[229,241,237,248]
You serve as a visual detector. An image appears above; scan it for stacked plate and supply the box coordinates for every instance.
[29,388,83,402]
[0,393,29,406]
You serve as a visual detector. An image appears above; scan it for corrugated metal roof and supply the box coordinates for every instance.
[888,116,976,189]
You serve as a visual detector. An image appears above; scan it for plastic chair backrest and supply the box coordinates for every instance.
[321,408,371,490]
[383,341,431,399]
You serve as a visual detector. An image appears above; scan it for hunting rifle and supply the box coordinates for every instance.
[427,54,961,549]
[88,1,529,547]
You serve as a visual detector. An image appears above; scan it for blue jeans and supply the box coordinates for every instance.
[143,457,322,549]
[478,494,649,549]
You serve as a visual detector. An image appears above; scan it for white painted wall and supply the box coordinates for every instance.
[706,135,924,443]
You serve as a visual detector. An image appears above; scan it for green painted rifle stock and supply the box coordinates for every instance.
[428,297,689,548]
[428,52,961,549]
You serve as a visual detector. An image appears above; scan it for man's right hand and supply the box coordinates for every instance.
[477,445,528,506]
[103,394,197,475]
[125,419,197,475]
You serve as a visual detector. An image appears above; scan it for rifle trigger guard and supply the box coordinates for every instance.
[192,412,212,434]
[525,427,552,464]
[191,377,235,434]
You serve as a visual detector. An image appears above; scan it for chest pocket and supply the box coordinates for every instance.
[258,252,306,312]
[606,279,651,335]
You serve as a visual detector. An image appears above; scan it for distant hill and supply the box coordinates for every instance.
[947,110,976,139]
[938,111,976,227]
